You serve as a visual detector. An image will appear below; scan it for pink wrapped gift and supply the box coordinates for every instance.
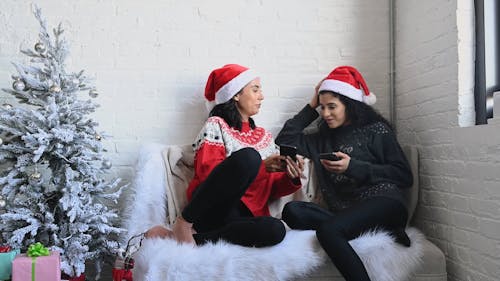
[12,251,61,281]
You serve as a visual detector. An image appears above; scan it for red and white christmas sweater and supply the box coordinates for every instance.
[186,116,301,217]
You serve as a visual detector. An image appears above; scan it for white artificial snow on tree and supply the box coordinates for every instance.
[0,6,125,279]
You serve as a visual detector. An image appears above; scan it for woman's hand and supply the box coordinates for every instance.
[264,154,305,180]
[264,154,285,172]
[284,155,305,180]
[320,151,350,174]
[309,79,324,109]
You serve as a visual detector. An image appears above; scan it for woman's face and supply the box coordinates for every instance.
[319,92,348,128]
[234,78,264,121]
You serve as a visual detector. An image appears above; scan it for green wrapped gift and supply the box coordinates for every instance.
[0,248,20,280]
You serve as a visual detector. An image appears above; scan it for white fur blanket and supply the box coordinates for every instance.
[133,227,424,281]
[123,143,425,281]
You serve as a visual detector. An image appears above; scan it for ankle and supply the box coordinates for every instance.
[392,228,411,247]
[177,216,192,227]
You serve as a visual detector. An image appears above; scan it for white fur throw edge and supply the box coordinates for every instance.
[132,227,424,281]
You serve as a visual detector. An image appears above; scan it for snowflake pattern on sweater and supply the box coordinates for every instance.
[187,116,300,217]
[192,116,278,159]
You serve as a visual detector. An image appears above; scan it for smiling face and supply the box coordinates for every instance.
[319,92,349,128]
[233,78,263,121]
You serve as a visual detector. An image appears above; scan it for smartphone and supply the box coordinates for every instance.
[279,144,297,161]
[319,152,341,161]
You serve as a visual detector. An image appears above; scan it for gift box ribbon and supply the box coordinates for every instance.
[27,242,50,281]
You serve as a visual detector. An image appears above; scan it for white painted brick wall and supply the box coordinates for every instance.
[0,1,390,197]
[4,1,500,280]
[396,0,500,280]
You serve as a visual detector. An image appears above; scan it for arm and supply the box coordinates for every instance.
[192,142,226,183]
[275,104,321,159]
[186,120,227,200]
[344,127,413,188]
[268,171,302,200]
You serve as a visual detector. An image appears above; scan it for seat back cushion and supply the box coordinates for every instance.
[402,145,419,224]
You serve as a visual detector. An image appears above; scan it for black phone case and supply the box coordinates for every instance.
[280,145,297,161]
[319,153,341,161]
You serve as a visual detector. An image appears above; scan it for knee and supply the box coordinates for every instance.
[316,220,343,244]
[282,201,304,229]
[257,218,286,247]
[268,220,286,246]
[232,147,261,174]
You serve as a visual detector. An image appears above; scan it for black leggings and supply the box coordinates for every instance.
[282,198,409,281]
[181,147,286,248]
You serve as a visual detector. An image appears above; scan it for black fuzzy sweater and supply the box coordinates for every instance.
[276,104,413,212]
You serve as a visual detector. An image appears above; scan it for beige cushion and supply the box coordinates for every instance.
[402,145,419,224]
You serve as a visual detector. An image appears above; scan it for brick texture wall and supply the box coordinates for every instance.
[0,0,391,184]
[7,1,500,280]
[396,0,500,280]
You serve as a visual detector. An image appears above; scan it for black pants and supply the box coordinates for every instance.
[282,197,409,281]
[181,147,286,248]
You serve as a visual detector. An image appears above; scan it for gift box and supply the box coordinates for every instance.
[0,246,12,253]
[112,268,132,281]
[0,248,20,280]
[12,251,61,281]
[113,257,133,281]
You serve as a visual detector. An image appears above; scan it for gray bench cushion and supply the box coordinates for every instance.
[292,146,447,281]
[293,238,446,281]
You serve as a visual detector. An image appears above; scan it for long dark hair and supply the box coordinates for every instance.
[209,98,256,131]
[319,91,392,130]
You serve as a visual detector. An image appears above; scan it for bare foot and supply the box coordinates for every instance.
[172,216,196,245]
[144,225,173,239]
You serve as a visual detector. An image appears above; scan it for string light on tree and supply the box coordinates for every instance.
[12,78,26,91]
[2,103,13,110]
[89,89,98,98]
[102,159,112,169]
[0,196,6,208]
[49,85,61,93]
[95,133,102,141]
[28,171,43,187]
[34,42,46,54]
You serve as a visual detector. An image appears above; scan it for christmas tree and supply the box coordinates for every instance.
[0,6,124,278]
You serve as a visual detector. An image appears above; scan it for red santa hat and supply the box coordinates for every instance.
[204,64,259,111]
[318,66,376,105]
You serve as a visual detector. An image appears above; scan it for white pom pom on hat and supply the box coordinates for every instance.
[318,66,376,105]
[204,64,259,112]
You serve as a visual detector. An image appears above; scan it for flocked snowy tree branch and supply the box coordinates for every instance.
[0,5,125,279]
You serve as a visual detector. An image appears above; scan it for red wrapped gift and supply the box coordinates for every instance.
[112,268,133,281]
[0,245,12,253]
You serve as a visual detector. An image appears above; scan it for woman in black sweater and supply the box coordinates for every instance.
[275,66,413,281]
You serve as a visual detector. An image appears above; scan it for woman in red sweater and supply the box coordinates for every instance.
[146,64,304,247]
